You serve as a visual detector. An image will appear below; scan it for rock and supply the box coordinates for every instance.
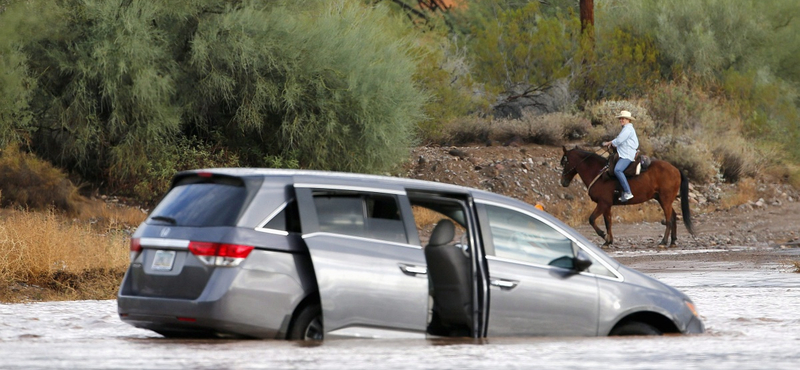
[448,148,468,159]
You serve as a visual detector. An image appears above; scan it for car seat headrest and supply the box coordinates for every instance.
[428,219,455,247]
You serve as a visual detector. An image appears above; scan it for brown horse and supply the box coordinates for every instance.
[559,146,694,247]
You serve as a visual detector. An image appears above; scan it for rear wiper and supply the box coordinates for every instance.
[150,215,177,225]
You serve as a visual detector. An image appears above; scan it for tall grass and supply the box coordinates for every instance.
[0,209,133,302]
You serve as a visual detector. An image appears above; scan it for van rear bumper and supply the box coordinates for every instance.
[118,269,309,339]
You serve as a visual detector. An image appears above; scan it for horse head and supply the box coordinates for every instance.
[560,146,579,187]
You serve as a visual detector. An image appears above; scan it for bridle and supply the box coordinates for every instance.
[562,148,609,191]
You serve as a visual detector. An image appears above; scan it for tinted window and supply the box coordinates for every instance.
[313,193,407,243]
[264,200,302,233]
[586,254,616,278]
[485,205,575,268]
[149,183,247,227]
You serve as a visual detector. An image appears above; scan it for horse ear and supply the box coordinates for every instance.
[562,145,568,153]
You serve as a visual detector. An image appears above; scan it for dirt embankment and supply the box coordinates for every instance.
[404,144,800,270]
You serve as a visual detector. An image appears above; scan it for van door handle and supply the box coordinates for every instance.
[398,264,427,276]
[490,278,518,290]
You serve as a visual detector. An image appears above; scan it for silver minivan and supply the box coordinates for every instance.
[117,168,704,340]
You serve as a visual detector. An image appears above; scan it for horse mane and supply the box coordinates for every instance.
[572,146,607,163]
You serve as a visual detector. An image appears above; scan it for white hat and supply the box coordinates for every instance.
[616,110,635,120]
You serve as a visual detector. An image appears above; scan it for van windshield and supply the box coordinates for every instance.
[148,182,247,227]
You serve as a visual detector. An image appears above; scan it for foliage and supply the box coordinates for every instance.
[722,70,800,159]
[600,0,773,80]
[575,26,661,101]
[181,0,426,173]
[410,33,483,141]
[129,138,242,204]
[0,0,427,199]
[467,1,580,95]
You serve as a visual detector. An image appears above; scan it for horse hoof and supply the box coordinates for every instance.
[657,244,667,249]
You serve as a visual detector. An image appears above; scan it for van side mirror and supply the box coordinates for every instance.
[573,250,593,272]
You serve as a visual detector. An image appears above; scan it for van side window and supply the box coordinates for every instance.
[264,199,302,233]
[485,205,575,269]
[313,193,407,243]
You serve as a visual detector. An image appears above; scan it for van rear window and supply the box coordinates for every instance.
[148,182,247,227]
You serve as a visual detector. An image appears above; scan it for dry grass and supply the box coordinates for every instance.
[720,178,757,209]
[411,205,467,245]
[437,112,590,146]
[789,260,800,273]
[544,197,672,228]
[0,209,133,302]
[75,198,147,232]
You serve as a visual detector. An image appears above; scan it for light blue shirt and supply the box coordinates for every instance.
[611,123,639,160]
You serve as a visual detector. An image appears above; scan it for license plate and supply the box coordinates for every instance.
[152,250,177,271]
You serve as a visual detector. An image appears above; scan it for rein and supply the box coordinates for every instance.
[565,147,608,192]
[585,165,608,192]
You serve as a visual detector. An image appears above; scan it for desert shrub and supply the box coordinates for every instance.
[182,0,425,175]
[575,26,661,101]
[646,82,712,134]
[601,0,772,80]
[2,0,426,198]
[554,113,592,141]
[438,112,590,146]
[414,34,486,142]
[712,137,760,183]
[468,1,580,94]
[764,162,800,189]
[128,138,242,204]
[722,69,800,160]
[0,145,81,213]
[437,115,493,145]
[790,166,800,189]
[650,137,717,183]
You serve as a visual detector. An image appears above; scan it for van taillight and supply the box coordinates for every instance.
[129,238,142,262]
[188,241,254,267]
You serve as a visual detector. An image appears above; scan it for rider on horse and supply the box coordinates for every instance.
[602,110,639,203]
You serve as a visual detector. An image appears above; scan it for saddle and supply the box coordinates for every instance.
[604,150,651,180]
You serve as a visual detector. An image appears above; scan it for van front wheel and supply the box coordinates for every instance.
[288,304,323,340]
[609,321,662,336]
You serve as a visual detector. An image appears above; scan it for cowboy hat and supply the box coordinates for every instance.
[616,110,635,120]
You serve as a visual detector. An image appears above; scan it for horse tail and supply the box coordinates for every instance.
[680,170,695,236]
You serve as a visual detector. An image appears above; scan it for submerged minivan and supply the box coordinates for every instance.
[117,169,704,340]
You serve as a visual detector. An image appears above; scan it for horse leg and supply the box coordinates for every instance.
[669,209,678,247]
[588,205,607,242]
[603,207,614,246]
[658,199,673,247]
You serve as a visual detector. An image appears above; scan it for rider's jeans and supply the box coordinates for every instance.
[614,158,632,194]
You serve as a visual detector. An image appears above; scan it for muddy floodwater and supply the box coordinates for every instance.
[1,255,799,370]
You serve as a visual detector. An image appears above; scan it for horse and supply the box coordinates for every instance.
[559,146,695,247]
